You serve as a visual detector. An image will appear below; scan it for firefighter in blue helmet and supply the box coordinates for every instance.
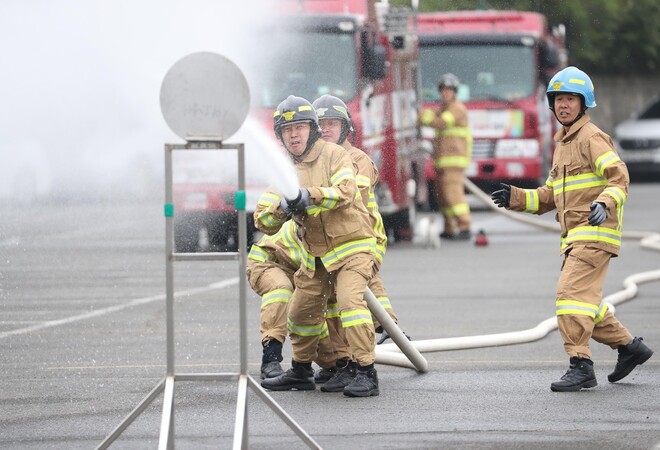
[491,66,654,392]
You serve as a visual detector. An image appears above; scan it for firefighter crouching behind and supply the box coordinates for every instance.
[246,219,337,380]
[311,94,408,392]
[491,66,654,392]
[255,95,381,397]
[419,73,473,240]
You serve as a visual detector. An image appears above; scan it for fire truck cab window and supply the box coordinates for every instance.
[251,32,358,108]
[420,44,535,103]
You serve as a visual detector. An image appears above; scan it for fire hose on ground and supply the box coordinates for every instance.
[374,177,660,370]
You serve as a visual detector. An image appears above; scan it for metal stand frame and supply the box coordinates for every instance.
[97,141,321,450]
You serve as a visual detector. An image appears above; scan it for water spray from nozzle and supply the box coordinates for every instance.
[240,116,300,200]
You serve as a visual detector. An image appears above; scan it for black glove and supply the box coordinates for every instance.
[376,328,412,345]
[280,189,310,216]
[491,183,511,208]
[588,202,607,226]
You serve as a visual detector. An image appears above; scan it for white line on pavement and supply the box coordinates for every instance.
[0,277,239,340]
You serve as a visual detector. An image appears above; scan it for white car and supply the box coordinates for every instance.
[614,96,660,179]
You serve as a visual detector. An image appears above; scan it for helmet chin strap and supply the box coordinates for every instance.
[553,107,587,128]
[337,122,352,145]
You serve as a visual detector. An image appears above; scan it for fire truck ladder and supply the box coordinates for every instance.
[97,141,322,450]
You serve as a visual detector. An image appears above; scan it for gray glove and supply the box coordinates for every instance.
[588,202,607,226]
[491,183,511,208]
[280,189,310,216]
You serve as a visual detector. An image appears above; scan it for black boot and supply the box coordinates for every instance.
[321,359,356,393]
[261,360,315,391]
[608,337,654,383]
[550,357,597,392]
[260,339,284,380]
[343,363,379,397]
[314,366,337,384]
[455,230,472,240]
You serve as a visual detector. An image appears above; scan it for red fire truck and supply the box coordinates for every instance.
[173,0,422,251]
[248,0,422,241]
[417,10,567,196]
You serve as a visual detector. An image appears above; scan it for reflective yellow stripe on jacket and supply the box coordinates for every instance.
[420,109,435,125]
[377,296,392,311]
[281,220,315,271]
[560,226,622,251]
[551,172,607,192]
[307,167,356,215]
[320,237,376,267]
[248,245,269,262]
[523,189,540,213]
[255,192,285,228]
[594,151,620,176]
[368,191,387,262]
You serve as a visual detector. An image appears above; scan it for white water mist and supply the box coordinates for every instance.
[240,116,300,200]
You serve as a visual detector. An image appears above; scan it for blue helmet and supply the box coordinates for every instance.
[546,66,596,109]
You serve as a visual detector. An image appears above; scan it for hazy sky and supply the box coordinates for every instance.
[0,0,278,200]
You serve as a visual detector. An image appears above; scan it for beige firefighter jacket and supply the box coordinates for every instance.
[342,141,387,261]
[247,220,311,275]
[254,139,376,272]
[419,99,471,169]
[508,114,629,256]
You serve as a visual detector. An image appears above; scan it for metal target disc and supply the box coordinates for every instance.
[159,52,250,141]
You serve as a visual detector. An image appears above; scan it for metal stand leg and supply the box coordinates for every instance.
[97,142,322,449]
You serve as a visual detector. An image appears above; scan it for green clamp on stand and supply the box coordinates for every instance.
[234,190,246,211]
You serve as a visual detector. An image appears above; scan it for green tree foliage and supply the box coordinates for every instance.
[393,0,660,74]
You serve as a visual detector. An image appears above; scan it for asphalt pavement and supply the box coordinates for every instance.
[1,182,659,449]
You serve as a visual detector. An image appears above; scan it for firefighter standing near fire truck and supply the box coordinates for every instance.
[491,66,654,392]
[419,73,473,240]
[255,95,381,397]
[311,94,406,392]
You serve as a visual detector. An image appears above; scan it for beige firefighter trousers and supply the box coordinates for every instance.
[246,261,293,345]
[316,272,399,369]
[289,253,378,366]
[247,260,337,363]
[556,244,633,359]
[435,166,471,234]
